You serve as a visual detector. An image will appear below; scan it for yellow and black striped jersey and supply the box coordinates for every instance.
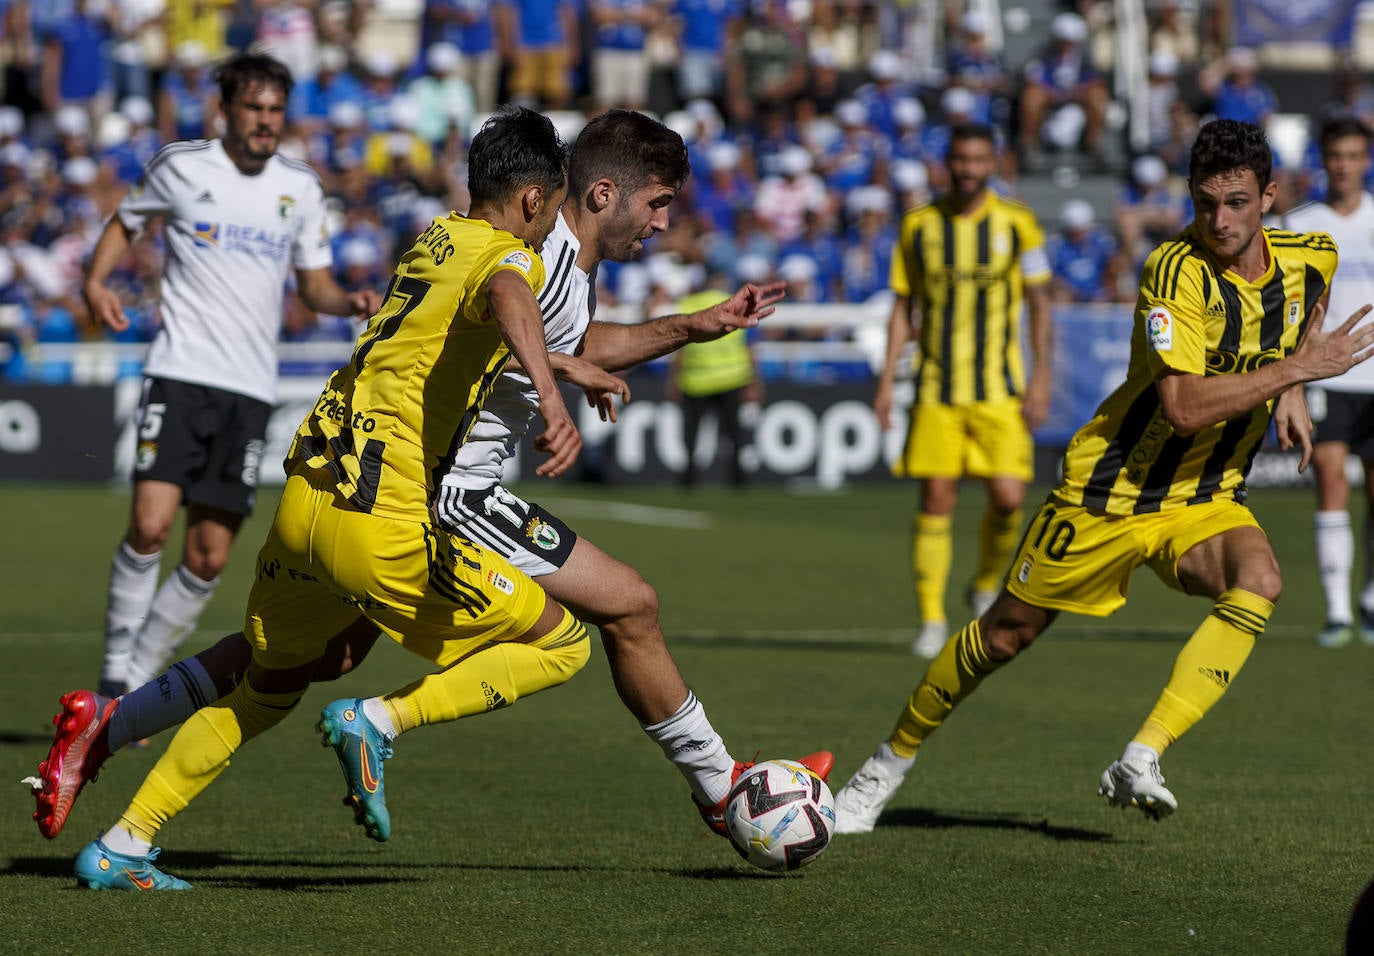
[288,214,546,520]
[890,193,1051,406]
[1056,225,1336,515]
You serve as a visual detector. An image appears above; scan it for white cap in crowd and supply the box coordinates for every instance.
[175,40,209,69]
[329,101,365,129]
[835,99,868,128]
[870,50,903,81]
[365,50,399,77]
[54,105,90,138]
[0,106,23,139]
[736,253,773,283]
[427,42,462,75]
[120,96,155,127]
[1148,48,1179,78]
[962,10,989,34]
[778,145,813,176]
[707,141,742,172]
[941,86,977,118]
[779,254,819,284]
[62,156,97,186]
[894,97,926,129]
[1050,12,1088,43]
[318,45,348,73]
[1226,46,1259,72]
[98,113,133,150]
[1060,198,1095,230]
[1132,154,1168,187]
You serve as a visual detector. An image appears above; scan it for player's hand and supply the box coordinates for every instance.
[1022,372,1052,430]
[1274,386,1314,473]
[555,354,631,423]
[84,282,129,332]
[684,281,787,340]
[1295,301,1374,381]
[533,398,582,478]
[349,289,383,319]
[873,378,894,429]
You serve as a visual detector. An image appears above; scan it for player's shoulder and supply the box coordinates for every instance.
[1265,225,1337,252]
[144,138,216,177]
[991,192,1042,223]
[267,152,325,193]
[1140,230,1207,292]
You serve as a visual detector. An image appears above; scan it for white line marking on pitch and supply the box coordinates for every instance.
[537,498,712,529]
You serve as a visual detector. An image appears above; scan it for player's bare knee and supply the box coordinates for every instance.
[182,546,230,581]
[980,623,1031,662]
[126,520,172,553]
[1239,565,1283,605]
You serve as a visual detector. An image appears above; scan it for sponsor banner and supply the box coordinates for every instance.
[1234,0,1357,47]
[0,385,117,480]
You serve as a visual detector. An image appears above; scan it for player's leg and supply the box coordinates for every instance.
[912,476,958,655]
[967,397,1034,618]
[1101,507,1278,819]
[716,387,746,487]
[836,498,1130,833]
[1312,438,1354,647]
[1361,456,1374,643]
[101,479,181,696]
[680,393,705,487]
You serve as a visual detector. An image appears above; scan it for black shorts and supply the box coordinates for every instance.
[1308,386,1374,459]
[132,377,272,515]
[432,484,578,577]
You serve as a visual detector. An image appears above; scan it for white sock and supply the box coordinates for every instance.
[125,566,218,689]
[100,824,152,857]
[874,741,915,773]
[362,697,397,741]
[107,657,220,752]
[101,542,162,695]
[642,691,734,806]
[1315,510,1354,625]
[1124,741,1160,764]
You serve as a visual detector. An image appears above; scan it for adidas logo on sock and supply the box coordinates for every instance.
[1198,666,1231,689]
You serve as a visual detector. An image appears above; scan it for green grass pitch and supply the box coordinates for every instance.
[0,480,1369,954]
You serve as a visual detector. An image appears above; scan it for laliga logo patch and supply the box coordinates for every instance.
[1017,556,1034,584]
[136,441,158,472]
[486,569,515,595]
[1145,307,1173,352]
[525,518,560,551]
[500,250,533,273]
[1287,296,1302,325]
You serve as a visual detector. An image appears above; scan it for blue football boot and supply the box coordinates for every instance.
[318,698,393,842]
[75,837,192,890]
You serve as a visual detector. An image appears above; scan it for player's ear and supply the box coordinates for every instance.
[587,177,615,213]
[1260,178,1278,215]
[523,184,544,221]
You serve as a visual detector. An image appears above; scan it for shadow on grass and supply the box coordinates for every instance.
[4,852,757,889]
[0,729,60,747]
[875,807,1119,842]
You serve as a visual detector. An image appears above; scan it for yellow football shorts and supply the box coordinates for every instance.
[244,467,549,671]
[1004,495,1263,617]
[894,397,1033,481]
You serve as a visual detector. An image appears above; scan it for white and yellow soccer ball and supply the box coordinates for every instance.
[723,759,836,872]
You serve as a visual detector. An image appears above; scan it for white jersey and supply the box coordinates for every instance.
[441,211,593,493]
[1285,193,1374,392]
[121,139,334,403]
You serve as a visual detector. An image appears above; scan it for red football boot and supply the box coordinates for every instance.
[31,690,118,839]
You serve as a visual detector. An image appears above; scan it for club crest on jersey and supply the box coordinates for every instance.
[486,569,515,595]
[500,250,533,273]
[278,195,295,219]
[525,518,560,551]
[1146,307,1173,352]
[1287,296,1302,325]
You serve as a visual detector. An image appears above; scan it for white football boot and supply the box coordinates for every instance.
[833,753,909,834]
[1098,753,1177,820]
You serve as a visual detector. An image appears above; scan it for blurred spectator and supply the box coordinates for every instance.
[422,0,499,113]
[296,44,362,130]
[690,140,749,234]
[405,42,475,146]
[254,0,318,108]
[946,10,1009,129]
[2,0,40,114]
[1201,46,1277,126]
[589,0,659,111]
[753,144,829,243]
[841,184,894,302]
[778,207,844,302]
[724,0,806,125]
[1019,12,1108,166]
[1148,0,1199,67]
[671,0,742,104]
[158,40,217,142]
[1047,198,1121,303]
[52,104,92,160]
[499,0,579,110]
[1158,97,1200,177]
[821,98,886,193]
[164,0,231,57]
[358,50,402,132]
[855,49,915,141]
[40,0,111,117]
[702,206,777,284]
[108,0,167,102]
[1144,48,1180,152]
[1116,154,1189,271]
[101,96,162,184]
[796,45,843,123]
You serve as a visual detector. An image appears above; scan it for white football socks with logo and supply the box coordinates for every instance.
[101,541,162,695]
[1315,509,1354,625]
[124,565,219,689]
[107,656,221,752]
[642,691,734,806]
[362,697,398,741]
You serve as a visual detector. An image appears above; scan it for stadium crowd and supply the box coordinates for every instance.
[0,0,1369,382]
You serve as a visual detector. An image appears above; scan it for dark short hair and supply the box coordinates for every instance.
[945,123,996,159]
[467,105,568,204]
[1189,119,1272,189]
[1320,115,1372,153]
[567,109,690,196]
[215,52,294,103]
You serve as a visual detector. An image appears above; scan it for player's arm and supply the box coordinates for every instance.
[576,281,786,371]
[83,216,137,332]
[873,293,919,429]
[1158,300,1374,434]
[487,269,582,477]
[1021,281,1054,428]
[295,266,382,319]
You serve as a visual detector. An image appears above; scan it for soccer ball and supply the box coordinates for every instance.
[724,759,836,872]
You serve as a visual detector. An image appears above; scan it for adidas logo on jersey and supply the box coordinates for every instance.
[195,189,214,203]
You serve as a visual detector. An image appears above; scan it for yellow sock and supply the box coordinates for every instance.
[120,679,302,842]
[1133,588,1270,755]
[385,608,589,734]
[973,506,1022,593]
[913,511,952,624]
[889,620,1004,758]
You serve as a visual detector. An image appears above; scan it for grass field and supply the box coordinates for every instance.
[1,480,1370,954]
